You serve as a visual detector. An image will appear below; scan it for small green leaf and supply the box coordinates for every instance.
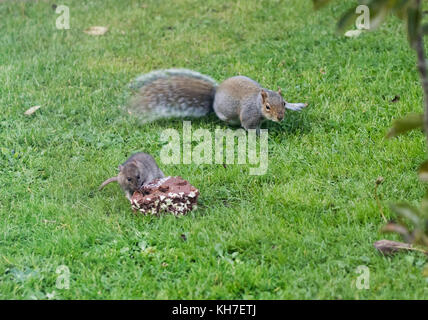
[390,203,422,227]
[369,2,390,31]
[386,113,423,138]
[422,23,428,35]
[312,0,331,10]
[336,7,357,34]
[392,0,412,20]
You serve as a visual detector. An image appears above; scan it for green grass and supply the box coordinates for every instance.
[1,0,428,299]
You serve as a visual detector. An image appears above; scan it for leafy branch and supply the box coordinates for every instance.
[313,0,428,250]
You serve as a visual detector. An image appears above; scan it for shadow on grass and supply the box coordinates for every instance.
[129,111,313,137]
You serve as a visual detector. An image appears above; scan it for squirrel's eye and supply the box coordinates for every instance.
[283,102,286,106]
[265,104,271,110]
[127,178,132,182]
[137,175,140,180]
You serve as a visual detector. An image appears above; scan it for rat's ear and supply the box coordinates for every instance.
[277,87,282,96]
[261,90,268,103]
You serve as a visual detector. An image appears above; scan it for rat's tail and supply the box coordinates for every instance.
[126,69,217,122]
[99,176,118,191]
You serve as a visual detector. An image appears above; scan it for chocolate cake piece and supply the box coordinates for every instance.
[131,176,199,216]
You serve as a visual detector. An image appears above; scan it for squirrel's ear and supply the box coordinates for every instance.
[261,90,268,103]
[118,165,124,171]
[277,87,282,96]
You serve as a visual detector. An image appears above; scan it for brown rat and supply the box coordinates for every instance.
[99,152,165,201]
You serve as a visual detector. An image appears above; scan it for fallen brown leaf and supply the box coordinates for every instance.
[42,219,57,224]
[373,239,426,256]
[84,26,108,36]
[24,105,41,116]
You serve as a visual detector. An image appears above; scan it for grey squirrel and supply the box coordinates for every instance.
[127,69,308,131]
[99,152,164,201]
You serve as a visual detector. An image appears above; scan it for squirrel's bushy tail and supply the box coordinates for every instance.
[127,69,217,122]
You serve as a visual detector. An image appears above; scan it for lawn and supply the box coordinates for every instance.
[1,0,428,299]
